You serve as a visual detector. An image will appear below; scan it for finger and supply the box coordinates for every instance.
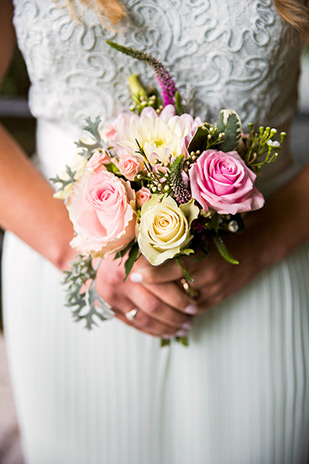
[197,292,225,314]
[109,296,176,337]
[143,281,198,315]
[130,259,184,285]
[125,283,194,331]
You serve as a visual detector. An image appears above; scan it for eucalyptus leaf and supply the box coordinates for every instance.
[63,255,114,329]
[75,139,102,159]
[83,116,102,142]
[50,165,77,191]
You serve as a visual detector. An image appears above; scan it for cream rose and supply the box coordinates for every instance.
[138,195,199,266]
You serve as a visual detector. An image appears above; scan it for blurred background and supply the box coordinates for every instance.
[0,48,308,464]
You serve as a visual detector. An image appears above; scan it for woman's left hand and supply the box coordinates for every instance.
[132,164,309,317]
[131,230,263,315]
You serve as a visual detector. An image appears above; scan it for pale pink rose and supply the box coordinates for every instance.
[189,149,264,215]
[68,168,136,257]
[136,187,151,207]
[87,149,110,171]
[118,155,141,180]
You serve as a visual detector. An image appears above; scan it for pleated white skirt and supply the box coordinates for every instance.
[2,120,309,464]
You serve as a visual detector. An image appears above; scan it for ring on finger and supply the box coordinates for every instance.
[125,308,139,322]
[180,278,200,299]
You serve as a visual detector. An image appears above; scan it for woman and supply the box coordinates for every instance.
[1,0,309,463]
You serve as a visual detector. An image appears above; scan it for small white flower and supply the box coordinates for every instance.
[266,140,280,148]
[228,220,239,233]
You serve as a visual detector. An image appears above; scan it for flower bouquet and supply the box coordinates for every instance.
[52,41,286,343]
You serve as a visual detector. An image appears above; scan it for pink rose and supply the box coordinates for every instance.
[118,155,141,180]
[136,187,151,207]
[189,149,264,215]
[68,168,136,257]
[87,149,110,171]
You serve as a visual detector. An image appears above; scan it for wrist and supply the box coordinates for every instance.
[53,242,77,271]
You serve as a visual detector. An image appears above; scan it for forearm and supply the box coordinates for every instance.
[0,123,75,269]
[243,163,309,268]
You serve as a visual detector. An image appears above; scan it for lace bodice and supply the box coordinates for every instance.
[13,0,302,130]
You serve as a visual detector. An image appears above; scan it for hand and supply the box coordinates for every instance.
[130,228,268,315]
[95,254,199,338]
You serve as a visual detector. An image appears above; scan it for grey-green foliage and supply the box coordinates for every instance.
[75,116,103,160]
[50,165,77,192]
[63,255,114,329]
[217,109,242,152]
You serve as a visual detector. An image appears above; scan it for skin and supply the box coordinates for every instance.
[0,0,196,338]
[1,0,309,339]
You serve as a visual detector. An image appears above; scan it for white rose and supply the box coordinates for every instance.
[138,195,199,266]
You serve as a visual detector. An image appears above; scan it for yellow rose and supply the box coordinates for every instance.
[138,195,199,266]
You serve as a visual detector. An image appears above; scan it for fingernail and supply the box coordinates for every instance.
[176,329,188,337]
[181,321,193,330]
[130,272,143,283]
[184,304,198,315]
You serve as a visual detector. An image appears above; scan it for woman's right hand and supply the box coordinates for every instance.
[95,255,198,338]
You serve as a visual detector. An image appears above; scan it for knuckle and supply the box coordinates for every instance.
[102,286,117,303]
[107,270,124,286]
[139,314,153,329]
[141,267,157,284]
[146,297,160,315]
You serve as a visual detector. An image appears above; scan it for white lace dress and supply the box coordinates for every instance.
[3,1,309,463]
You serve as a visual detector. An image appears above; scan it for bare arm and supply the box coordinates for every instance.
[0,0,75,269]
[0,0,198,338]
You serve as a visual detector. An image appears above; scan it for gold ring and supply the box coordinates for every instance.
[180,278,200,299]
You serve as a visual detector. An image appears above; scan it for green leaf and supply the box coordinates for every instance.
[176,336,189,346]
[187,124,210,154]
[123,244,140,282]
[104,162,120,174]
[114,240,136,260]
[213,236,239,265]
[160,338,171,347]
[216,109,242,152]
[175,91,184,115]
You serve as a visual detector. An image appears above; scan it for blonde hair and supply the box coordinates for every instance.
[77,0,126,25]
[274,0,309,41]
[70,0,309,40]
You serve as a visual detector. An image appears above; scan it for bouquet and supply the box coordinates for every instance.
[52,41,286,343]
